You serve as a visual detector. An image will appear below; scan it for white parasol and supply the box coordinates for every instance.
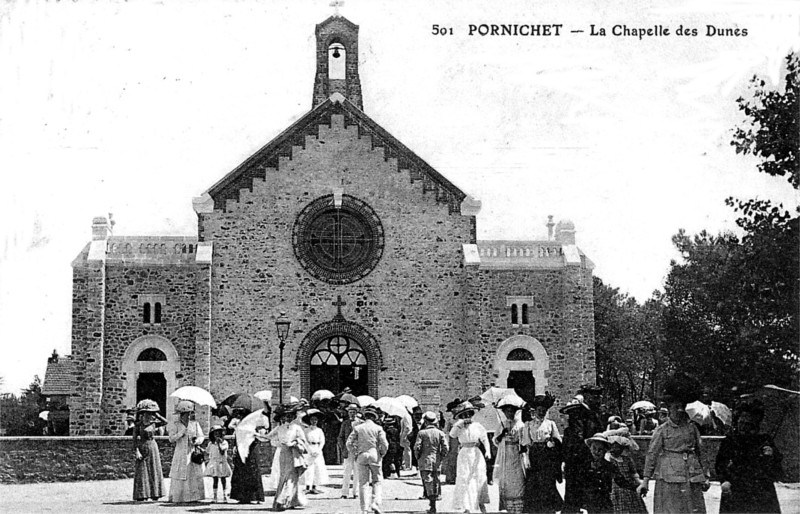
[395,394,418,411]
[357,395,376,407]
[685,400,711,426]
[472,387,520,433]
[374,396,412,425]
[311,389,335,402]
[170,386,217,408]
[710,401,732,426]
[235,408,270,463]
[630,400,656,411]
[254,390,273,403]
[38,411,49,421]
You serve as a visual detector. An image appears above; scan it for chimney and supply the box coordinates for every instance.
[546,215,555,240]
[92,216,113,241]
[555,219,576,245]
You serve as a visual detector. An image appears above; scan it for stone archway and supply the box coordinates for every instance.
[495,335,549,398]
[122,335,181,415]
[296,318,383,399]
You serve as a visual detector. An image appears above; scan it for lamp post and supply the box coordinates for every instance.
[275,311,291,404]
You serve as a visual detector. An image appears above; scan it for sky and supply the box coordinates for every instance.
[0,0,797,395]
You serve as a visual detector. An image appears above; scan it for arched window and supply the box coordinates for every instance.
[521,304,529,325]
[328,43,346,79]
[143,303,151,324]
[137,348,167,361]
[154,302,162,324]
[511,304,518,325]
[507,348,534,361]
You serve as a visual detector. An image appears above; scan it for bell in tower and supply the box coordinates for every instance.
[312,14,363,110]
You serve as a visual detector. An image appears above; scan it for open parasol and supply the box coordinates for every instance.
[710,401,732,426]
[685,400,711,426]
[38,411,49,421]
[170,386,217,408]
[311,389,335,402]
[472,387,521,433]
[374,396,411,425]
[630,400,656,411]
[395,394,418,411]
[235,408,270,463]
[220,392,263,413]
[357,395,376,407]
[254,390,273,403]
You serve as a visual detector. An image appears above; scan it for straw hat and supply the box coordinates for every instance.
[302,408,322,424]
[585,432,611,447]
[136,399,160,413]
[604,427,639,450]
[422,411,438,424]
[363,405,381,420]
[174,400,195,413]
[560,397,590,415]
[452,401,477,419]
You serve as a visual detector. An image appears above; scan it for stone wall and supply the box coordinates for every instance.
[198,114,475,408]
[0,436,721,484]
[0,436,274,484]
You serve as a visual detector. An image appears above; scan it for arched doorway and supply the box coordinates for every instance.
[297,318,383,399]
[309,335,368,396]
[122,336,180,417]
[495,335,549,399]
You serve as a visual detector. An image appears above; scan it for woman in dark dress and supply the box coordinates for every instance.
[520,393,563,513]
[132,399,168,501]
[229,408,270,504]
[560,397,592,513]
[716,398,783,514]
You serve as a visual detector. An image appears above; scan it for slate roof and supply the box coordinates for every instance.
[205,95,468,214]
[42,356,77,395]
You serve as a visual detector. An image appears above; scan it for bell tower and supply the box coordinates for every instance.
[312,14,363,110]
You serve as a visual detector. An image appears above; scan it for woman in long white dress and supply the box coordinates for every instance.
[493,398,526,514]
[168,400,206,503]
[449,401,491,514]
[303,409,329,494]
[267,404,309,511]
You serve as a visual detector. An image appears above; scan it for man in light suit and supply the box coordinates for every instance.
[414,411,449,513]
[347,405,389,514]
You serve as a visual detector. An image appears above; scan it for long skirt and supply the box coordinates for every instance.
[168,462,205,503]
[524,443,564,513]
[653,480,706,514]
[612,482,648,514]
[274,445,307,509]
[443,436,459,484]
[452,447,490,512]
[305,452,329,487]
[230,442,265,503]
[133,439,165,500]
[495,442,525,513]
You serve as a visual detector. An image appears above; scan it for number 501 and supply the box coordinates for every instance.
[431,25,453,35]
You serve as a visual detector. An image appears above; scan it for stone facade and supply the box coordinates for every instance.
[61,14,596,435]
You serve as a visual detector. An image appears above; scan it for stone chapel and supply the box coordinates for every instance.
[58,14,596,435]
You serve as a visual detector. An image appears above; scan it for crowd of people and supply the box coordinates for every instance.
[128,377,784,514]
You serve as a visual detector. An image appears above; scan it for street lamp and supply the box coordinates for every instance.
[275,311,291,404]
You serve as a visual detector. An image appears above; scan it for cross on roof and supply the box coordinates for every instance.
[333,295,346,317]
[330,0,344,16]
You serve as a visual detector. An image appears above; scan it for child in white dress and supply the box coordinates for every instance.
[303,409,329,494]
[204,425,233,502]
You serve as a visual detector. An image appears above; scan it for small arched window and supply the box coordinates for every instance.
[511,304,518,325]
[507,348,534,361]
[154,302,162,324]
[521,304,529,325]
[137,348,167,361]
[143,303,151,324]
[328,43,346,79]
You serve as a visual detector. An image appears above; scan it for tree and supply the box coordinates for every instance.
[0,375,46,436]
[594,277,669,414]
[662,53,799,396]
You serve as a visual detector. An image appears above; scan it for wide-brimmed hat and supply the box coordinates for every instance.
[345,403,360,412]
[528,392,556,409]
[579,384,603,395]
[452,401,477,419]
[363,405,381,419]
[560,397,590,415]
[136,399,160,413]
[446,398,463,412]
[422,411,438,423]
[209,424,225,435]
[496,395,524,410]
[585,432,610,447]
[302,408,322,424]
[604,427,639,450]
[175,400,195,413]
[660,372,702,405]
